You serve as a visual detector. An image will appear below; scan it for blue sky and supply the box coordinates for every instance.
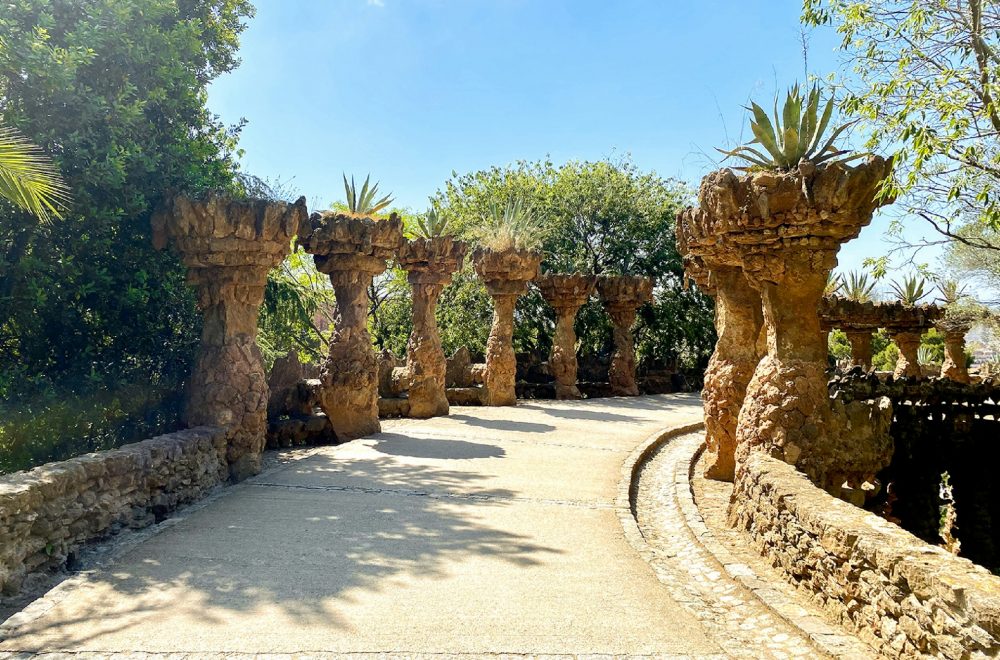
[208,0,937,278]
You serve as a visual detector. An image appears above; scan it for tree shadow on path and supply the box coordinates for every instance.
[1,438,562,651]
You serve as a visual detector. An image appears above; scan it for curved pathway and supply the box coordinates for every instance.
[0,394,866,658]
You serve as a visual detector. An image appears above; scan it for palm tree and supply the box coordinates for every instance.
[0,125,70,222]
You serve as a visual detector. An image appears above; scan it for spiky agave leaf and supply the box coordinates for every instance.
[825,272,844,297]
[0,125,70,222]
[716,84,864,172]
[889,275,929,306]
[936,279,968,306]
[413,207,452,239]
[341,173,394,216]
[844,270,876,303]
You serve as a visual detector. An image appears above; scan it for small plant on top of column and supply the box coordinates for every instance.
[469,198,544,406]
[298,174,404,440]
[396,205,468,417]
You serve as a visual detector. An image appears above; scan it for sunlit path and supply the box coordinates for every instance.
[0,394,728,657]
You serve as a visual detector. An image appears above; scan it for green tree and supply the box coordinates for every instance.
[803,0,1000,252]
[0,0,254,473]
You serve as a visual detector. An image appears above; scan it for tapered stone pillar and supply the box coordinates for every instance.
[300,213,404,439]
[397,237,468,417]
[845,330,874,370]
[679,254,764,482]
[682,158,895,490]
[472,247,542,406]
[937,320,972,384]
[536,274,597,399]
[597,275,653,397]
[891,331,922,379]
[152,195,306,481]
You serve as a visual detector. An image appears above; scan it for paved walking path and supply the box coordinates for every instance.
[0,394,863,658]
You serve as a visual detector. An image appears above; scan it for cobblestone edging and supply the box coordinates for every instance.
[619,426,874,659]
[0,426,234,598]
[731,451,1000,658]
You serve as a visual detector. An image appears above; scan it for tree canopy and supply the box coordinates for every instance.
[803,0,1000,253]
[0,0,255,472]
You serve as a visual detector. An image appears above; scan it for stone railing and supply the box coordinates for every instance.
[831,372,1000,572]
[730,451,1000,658]
[0,426,228,596]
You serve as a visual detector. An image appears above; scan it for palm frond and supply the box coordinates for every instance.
[0,126,70,222]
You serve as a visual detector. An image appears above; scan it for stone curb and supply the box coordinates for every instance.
[617,426,873,660]
[676,440,872,659]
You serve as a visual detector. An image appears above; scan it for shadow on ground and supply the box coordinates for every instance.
[448,414,556,434]
[372,433,505,460]
[2,436,560,648]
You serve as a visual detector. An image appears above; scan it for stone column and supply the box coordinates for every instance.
[597,275,654,397]
[397,237,468,417]
[535,274,597,399]
[937,320,972,384]
[300,213,403,439]
[152,195,306,481]
[472,247,542,406]
[891,331,922,379]
[683,159,895,490]
[701,266,764,482]
[845,330,874,370]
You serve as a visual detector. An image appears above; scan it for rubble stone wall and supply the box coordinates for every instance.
[0,426,228,596]
[730,451,1000,658]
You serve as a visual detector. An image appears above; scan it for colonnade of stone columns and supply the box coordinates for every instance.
[679,158,895,489]
[152,195,307,481]
[156,193,659,470]
[300,212,404,440]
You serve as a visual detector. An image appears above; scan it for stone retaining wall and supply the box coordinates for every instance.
[0,426,229,596]
[731,452,1000,658]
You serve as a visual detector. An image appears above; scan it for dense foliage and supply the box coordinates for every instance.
[368,157,717,380]
[0,0,255,473]
[803,0,1000,253]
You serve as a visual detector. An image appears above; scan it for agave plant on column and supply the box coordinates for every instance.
[935,280,984,384]
[888,275,930,379]
[299,175,403,440]
[703,83,896,491]
[470,199,544,406]
[396,208,468,417]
